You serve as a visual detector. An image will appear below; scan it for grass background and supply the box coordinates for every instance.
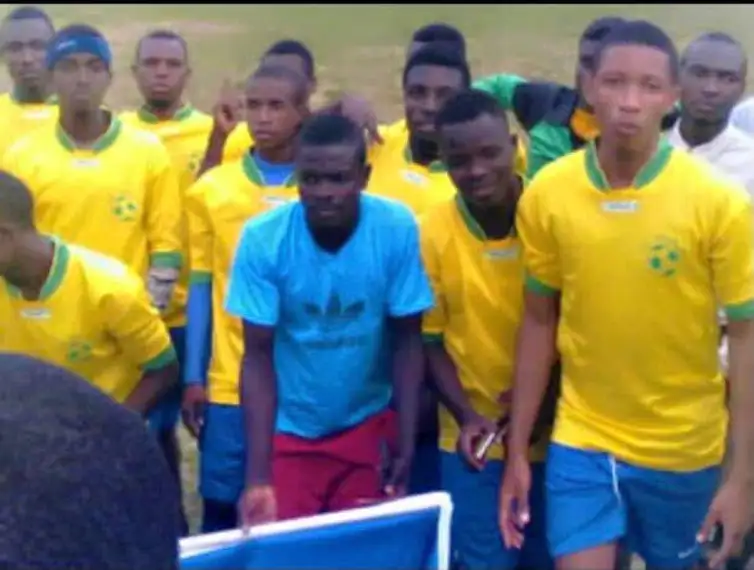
[2,2,753,543]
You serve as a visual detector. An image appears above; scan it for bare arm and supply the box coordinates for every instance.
[125,361,179,415]
[241,322,277,487]
[724,318,754,486]
[391,314,425,463]
[506,290,559,459]
[425,342,474,426]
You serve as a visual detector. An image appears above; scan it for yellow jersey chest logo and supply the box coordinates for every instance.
[648,235,681,277]
[67,339,93,363]
[112,193,139,222]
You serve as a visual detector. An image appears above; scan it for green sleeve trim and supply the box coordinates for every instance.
[725,300,754,321]
[422,333,444,344]
[141,346,177,371]
[525,273,559,296]
[150,251,183,269]
[190,271,212,285]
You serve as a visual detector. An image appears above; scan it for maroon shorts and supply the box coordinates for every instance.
[272,409,396,520]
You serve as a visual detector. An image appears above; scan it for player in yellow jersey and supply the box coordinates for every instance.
[0,6,58,158]
[0,170,177,414]
[500,21,754,570]
[198,39,317,176]
[123,28,213,536]
[3,24,183,315]
[422,90,552,570]
[183,64,306,533]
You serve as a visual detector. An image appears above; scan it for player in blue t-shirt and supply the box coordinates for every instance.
[226,113,434,524]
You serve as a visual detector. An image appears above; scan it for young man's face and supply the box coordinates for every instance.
[1,18,54,93]
[132,37,190,110]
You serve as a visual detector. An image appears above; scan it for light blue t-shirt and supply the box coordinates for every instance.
[225,194,434,439]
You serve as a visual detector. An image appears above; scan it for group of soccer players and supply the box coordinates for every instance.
[1,4,754,570]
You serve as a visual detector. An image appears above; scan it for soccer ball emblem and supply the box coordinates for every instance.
[112,194,138,222]
[648,237,680,277]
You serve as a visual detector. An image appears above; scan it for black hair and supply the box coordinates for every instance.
[3,5,53,29]
[0,353,180,569]
[580,16,626,43]
[411,23,466,58]
[682,31,746,68]
[0,170,34,228]
[248,63,309,105]
[593,19,679,82]
[402,44,471,89]
[135,29,188,62]
[263,39,315,80]
[435,88,509,131]
[297,113,366,165]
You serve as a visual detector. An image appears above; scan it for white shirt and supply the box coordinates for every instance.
[730,96,754,136]
[668,120,754,200]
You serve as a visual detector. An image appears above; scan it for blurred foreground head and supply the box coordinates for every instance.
[0,353,179,570]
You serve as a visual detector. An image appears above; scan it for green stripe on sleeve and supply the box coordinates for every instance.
[725,300,754,322]
[141,346,177,371]
[422,333,444,345]
[150,252,182,269]
[189,271,212,285]
[524,273,559,296]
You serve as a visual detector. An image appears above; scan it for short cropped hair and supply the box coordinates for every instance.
[435,88,508,131]
[3,5,53,29]
[0,353,180,570]
[297,113,366,165]
[248,63,309,104]
[263,39,315,79]
[403,44,471,89]
[412,23,466,58]
[580,16,626,43]
[135,28,188,61]
[593,19,679,82]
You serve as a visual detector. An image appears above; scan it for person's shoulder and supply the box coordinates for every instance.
[118,109,139,125]
[362,193,417,226]
[186,108,214,131]
[242,200,299,243]
[722,125,754,155]
[66,242,146,303]
[526,148,586,196]
[418,197,456,247]
[670,149,752,207]
[190,159,251,205]
[3,125,57,169]
[117,118,165,150]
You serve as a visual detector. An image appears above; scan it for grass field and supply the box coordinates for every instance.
[4,2,754,540]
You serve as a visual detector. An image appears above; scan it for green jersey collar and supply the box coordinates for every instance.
[56,115,122,153]
[585,137,673,191]
[403,144,446,173]
[136,104,194,124]
[454,193,517,241]
[242,150,297,187]
[5,236,69,300]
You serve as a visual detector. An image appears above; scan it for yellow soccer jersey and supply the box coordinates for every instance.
[420,196,546,461]
[0,238,175,403]
[366,127,456,217]
[0,92,58,159]
[517,139,754,471]
[3,117,183,283]
[222,123,253,164]
[120,105,213,328]
[186,152,298,405]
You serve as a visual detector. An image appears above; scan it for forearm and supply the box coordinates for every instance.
[425,341,474,425]
[125,361,179,415]
[507,315,558,457]
[725,321,754,484]
[185,282,213,385]
[393,334,425,459]
[241,349,277,486]
[197,126,227,177]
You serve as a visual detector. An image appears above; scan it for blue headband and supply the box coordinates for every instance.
[46,33,112,70]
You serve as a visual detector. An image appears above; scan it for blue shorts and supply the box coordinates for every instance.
[199,403,246,504]
[441,451,551,570]
[546,442,720,568]
[409,436,441,495]
[147,326,185,433]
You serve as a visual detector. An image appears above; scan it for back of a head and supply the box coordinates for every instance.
[580,15,626,44]
[0,354,179,570]
[411,22,466,58]
[298,113,366,163]
[0,170,35,228]
[403,43,471,88]
[264,39,315,79]
[436,88,508,131]
[593,19,679,80]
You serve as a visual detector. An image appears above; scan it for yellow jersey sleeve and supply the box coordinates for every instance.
[144,140,184,270]
[222,124,252,164]
[516,177,561,295]
[185,174,214,284]
[419,216,447,340]
[104,272,176,370]
[710,188,754,321]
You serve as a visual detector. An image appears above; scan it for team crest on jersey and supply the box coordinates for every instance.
[112,193,139,222]
[401,169,429,187]
[66,339,93,363]
[648,236,681,277]
[188,152,202,175]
